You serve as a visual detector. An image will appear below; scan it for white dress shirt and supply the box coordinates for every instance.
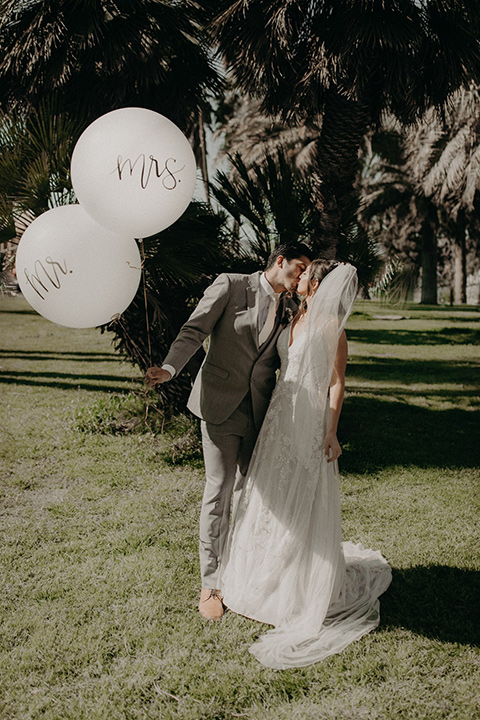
[258,273,281,344]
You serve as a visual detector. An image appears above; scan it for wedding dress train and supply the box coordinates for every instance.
[219,265,392,670]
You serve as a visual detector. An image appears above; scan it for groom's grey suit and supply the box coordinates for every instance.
[162,271,297,588]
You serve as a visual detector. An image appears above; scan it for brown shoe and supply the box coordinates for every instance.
[198,588,224,621]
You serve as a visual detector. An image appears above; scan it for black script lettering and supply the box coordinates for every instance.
[24,257,69,300]
[114,154,186,190]
[116,154,149,188]
[162,157,186,190]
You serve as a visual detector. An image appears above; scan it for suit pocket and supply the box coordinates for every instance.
[202,362,229,379]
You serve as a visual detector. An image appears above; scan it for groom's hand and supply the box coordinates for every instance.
[145,366,172,389]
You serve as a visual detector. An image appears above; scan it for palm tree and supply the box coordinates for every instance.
[0,0,220,132]
[404,85,480,303]
[213,0,480,257]
[0,0,223,235]
[360,122,442,304]
[363,87,480,304]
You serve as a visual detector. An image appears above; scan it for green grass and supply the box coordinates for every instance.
[1,296,479,720]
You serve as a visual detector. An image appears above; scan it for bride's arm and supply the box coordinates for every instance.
[324,330,348,463]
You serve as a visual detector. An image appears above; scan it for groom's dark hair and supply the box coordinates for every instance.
[265,242,314,269]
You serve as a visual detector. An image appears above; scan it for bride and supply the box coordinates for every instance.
[218,260,392,670]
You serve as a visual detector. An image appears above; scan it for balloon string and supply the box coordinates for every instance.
[139,239,153,367]
[111,314,149,368]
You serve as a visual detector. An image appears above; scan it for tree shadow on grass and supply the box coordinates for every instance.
[341,397,479,471]
[0,369,140,393]
[348,328,480,346]
[381,565,480,647]
[348,356,478,385]
[0,349,120,362]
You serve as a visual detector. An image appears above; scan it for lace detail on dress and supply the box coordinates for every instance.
[265,328,329,491]
[222,325,339,623]
[259,327,325,489]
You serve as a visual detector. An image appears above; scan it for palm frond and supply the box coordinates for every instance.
[214,0,480,123]
[371,256,418,304]
[211,148,315,264]
[0,0,220,130]
[0,102,84,239]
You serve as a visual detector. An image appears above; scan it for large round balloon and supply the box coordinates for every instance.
[70,107,197,238]
[16,205,141,328]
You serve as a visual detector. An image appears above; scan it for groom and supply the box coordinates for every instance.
[145,243,313,620]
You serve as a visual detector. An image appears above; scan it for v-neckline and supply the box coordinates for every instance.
[288,321,306,348]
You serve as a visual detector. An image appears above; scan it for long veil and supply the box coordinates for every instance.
[289,262,358,460]
[242,264,392,669]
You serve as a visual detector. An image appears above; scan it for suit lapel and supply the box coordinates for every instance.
[258,293,297,354]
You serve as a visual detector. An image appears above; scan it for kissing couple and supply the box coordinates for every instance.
[145,243,391,670]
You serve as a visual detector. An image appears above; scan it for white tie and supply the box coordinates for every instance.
[259,294,279,345]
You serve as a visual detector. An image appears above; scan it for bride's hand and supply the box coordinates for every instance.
[324,431,342,463]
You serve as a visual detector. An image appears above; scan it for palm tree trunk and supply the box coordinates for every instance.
[198,106,211,208]
[420,215,438,305]
[310,91,370,258]
[453,208,467,304]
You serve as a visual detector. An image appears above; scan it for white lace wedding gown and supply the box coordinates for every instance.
[219,265,392,670]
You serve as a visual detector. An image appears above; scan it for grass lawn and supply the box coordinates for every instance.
[0,294,479,720]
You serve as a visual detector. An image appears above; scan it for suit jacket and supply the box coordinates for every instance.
[163,271,297,428]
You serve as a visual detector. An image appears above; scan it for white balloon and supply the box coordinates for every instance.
[16,205,141,328]
[70,107,197,238]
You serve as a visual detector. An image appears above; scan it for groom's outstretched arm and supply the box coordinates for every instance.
[145,274,231,388]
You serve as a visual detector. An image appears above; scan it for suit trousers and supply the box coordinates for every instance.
[199,393,258,589]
